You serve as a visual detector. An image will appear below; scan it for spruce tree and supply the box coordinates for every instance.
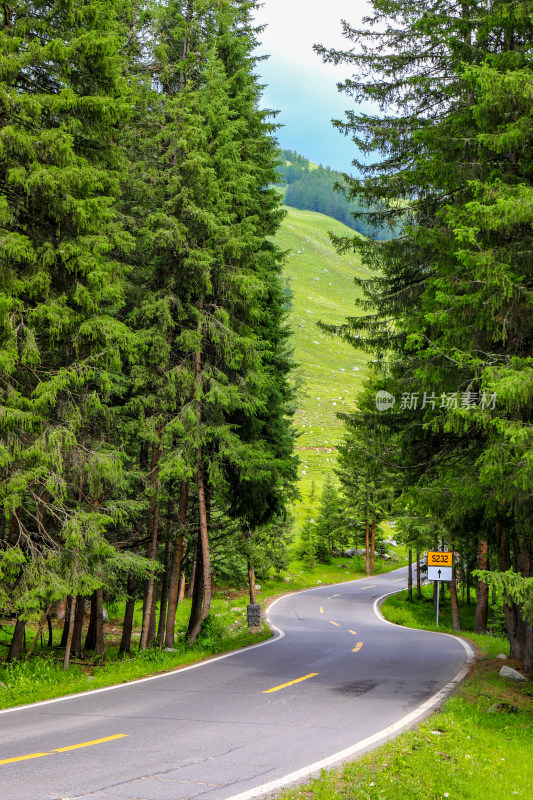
[0,0,141,653]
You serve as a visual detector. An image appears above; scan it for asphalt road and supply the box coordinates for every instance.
[0,566,473,800]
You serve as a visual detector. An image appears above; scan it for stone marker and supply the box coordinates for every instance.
[247,603,261,629]
[496,653,507,660]
[499,666,525,681]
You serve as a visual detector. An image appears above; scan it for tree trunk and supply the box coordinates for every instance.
[94,587,106,660]
[187,454,212,643]
[63,595,77,670]
[365,487,370,576]
[474,539,489,633]
[119,574,137,654]
[449,539,460,631]
[370,510,376,573]
[187,532,204,641]
[178,570,186,603]
[46,613,53,647]
[59,596,72,648]
[157,537,172,649]
[165,480,188,649]
[139,435,162,651]
[84,592,97,651]
[408,549,412,600]
[186,543,197,598]
[7,617,26,662]
[416,549,421,599]
[71,595,86,656]
[247,527,256,605]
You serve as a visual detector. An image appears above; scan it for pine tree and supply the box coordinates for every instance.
[0,0,142,655]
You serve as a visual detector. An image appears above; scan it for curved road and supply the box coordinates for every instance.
[1,566,473,800]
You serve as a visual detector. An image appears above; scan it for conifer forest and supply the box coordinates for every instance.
[1,0,533,685]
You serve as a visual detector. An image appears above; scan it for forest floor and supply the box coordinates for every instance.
[0,554,407,710]
[279,586,533,800]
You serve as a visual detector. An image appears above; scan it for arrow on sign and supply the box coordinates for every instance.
[438,569,441,579]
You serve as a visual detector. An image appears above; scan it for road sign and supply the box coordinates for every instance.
[427,551,453,567]
[427,566,453,582]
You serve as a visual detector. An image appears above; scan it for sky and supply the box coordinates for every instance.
[253,1,371,174]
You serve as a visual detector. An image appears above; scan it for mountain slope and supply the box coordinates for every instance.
[277,205,369,522]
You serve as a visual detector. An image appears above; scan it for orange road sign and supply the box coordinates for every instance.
[427,551,453,567]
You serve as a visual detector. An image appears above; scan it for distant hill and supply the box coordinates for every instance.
[276,204,368,526]
[276,149,394,240]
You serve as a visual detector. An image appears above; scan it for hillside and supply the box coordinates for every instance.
[278,205,369,525]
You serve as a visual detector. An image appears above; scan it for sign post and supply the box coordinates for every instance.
[427,551,453,628]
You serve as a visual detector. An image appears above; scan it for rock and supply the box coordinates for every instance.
[164,648,177,652]
[344,548,356,558]
[254,584,261,591]
[388,539,398,547]
[284,577,291,582]
[316,580,322,584]
[496,653,507,660]
[381,553,392,560]
[340,564,348,568]
[487,702,519,714]
[499,666,526,681]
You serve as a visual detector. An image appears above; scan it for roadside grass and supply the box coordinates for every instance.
[0,555,405,710]
[280,584,532,800]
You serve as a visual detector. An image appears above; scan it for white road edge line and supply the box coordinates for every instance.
[0,566,407,717]
[225,588,475,800]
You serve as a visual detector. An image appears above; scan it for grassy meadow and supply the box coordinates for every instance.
[277,206,369,526]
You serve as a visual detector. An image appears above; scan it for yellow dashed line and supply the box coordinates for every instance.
[263,673,319,694]
[328,594,340,599]
[0,734,128,766]
[393,578,404,582]
[53,735,128,752]
[320,607,324,614]
[361,585,376,589]
[348,630,358,635]
[0,752,50,766]
[330,621,340,627]
[352,642,364,653]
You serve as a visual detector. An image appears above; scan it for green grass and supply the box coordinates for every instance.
[277,206,369,526]
[279,584,532,800]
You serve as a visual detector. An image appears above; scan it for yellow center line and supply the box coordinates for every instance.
[330,620,340,627]
[263,673,318,694]
[0,753,51,766]
[53,734,128,752]
[328,594,340,599]
[1,734,128,767]
[320,607,324,614]
[393,578,405,582]
[361,585,376,589]
[352,642,364,653]
[348,630,358,635]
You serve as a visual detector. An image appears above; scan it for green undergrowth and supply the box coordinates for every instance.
[280,585,532,800]
[0,556,405,710]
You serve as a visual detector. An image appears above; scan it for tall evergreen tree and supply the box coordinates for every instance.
[0,0,141,655]
[319,0,533,671]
